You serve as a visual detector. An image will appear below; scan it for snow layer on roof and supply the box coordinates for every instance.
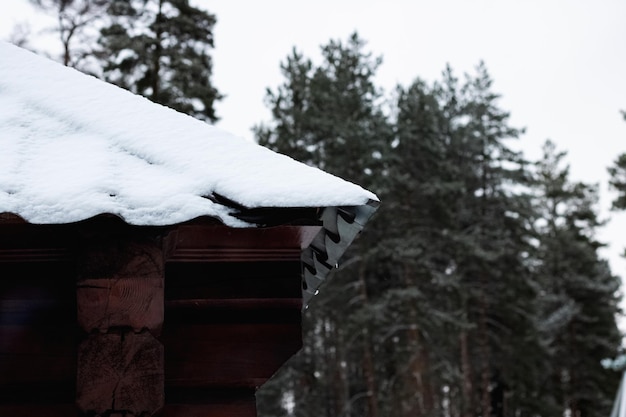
[0,42,377,226]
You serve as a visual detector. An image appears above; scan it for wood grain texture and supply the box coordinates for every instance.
[165,225,318,262]
[76,330,164,416]
[76,239,164,334]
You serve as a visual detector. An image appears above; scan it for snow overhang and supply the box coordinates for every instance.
[0,41,380,307]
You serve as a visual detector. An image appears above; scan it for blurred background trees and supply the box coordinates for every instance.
[256,33,623,417]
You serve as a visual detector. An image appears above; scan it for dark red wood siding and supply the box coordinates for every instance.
[0,218,313,416]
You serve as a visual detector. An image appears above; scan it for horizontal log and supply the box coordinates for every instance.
[0,248,71,262]
[0,355,75,385]
[0,263,76,329]
[167,248,301,263]
[0,324,76,355]
[161,386,257,416]
[165,298,302,324]
[0,325,76,384]
[166,298,302,310]
[0,405,79,417]
[0,299,75,325]
[0,261,75,296]
[165,386,256,403]
[0,224,73,254]
[160,403,256,417]
[165,261,302,300]
[0,381,75,404]
[162,323,302,388]
[165,225,320,263]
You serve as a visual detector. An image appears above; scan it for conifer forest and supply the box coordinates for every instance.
[12,1,626,416]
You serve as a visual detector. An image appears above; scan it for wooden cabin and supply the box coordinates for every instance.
[0,42,378,416]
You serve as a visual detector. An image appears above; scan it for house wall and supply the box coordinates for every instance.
[0,218,307,417]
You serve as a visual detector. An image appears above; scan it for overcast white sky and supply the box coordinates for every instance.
[2,0,626,278]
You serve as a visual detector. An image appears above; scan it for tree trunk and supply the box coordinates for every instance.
[478,286,491,417]
[333,324,350,416]
[358,263,379,417]
[152,0,164,101]
[403,263,434,416]
[460,330,473,417]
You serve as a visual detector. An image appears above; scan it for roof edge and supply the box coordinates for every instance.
[300,199,380,307]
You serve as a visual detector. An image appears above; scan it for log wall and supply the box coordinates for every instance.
[0,218,310,417]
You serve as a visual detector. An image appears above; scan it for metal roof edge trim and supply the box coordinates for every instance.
[300,199,380,308]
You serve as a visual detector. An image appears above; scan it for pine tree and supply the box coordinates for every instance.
[535,140,623,417]
[378,76,466,416]
[608,155,626,211]
[255,32,393,417]
[253,33,622,417]
[444,64,548,417]
[96,0,221,122]
[607,111,626,211]
[256,32,391,188]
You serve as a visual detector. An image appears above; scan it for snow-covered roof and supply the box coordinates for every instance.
[0,41,377,227]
